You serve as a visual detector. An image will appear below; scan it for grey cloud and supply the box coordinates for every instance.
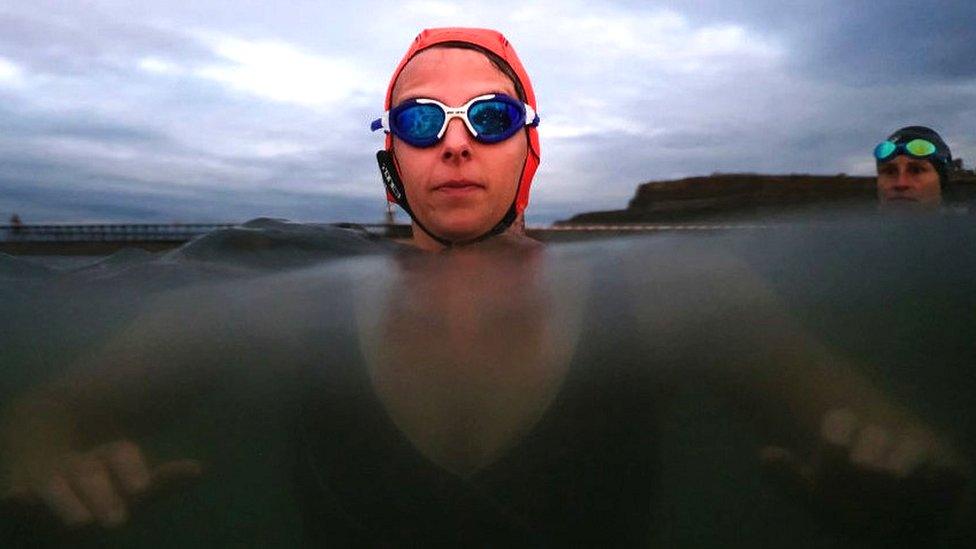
[50,122,165,143]
[0,106,167,143]
[0,7,216,77]
[791,6,976,84]
[1,173,385,224]
[663,0,976,83]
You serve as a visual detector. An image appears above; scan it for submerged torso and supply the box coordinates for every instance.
[296,247,666,546]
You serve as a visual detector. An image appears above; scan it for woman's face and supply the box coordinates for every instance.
[876,155,942,206]
[391,48,528,248]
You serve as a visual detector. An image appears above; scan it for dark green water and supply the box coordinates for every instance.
[1,217,974,547]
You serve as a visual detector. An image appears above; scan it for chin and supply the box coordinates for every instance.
[429,212,496,241]
[880,198,942,210]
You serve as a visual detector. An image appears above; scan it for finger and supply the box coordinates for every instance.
[850,424,892,470]
[886,432,929,477]
[38,473,94,527]
[66,455,128,527]
[820,408,858,449]
[99,441,151,496]
[817,408,861,479]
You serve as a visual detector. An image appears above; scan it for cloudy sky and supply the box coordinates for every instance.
[1,1,974,225]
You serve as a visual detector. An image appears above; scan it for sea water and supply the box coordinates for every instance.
[1,216,974,547]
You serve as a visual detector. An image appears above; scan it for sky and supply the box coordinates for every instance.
[1,0,975,225]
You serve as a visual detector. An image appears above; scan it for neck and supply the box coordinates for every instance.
[410,223,452,252]
[409,214,535,252]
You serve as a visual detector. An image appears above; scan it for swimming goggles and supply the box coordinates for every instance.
[371,93,539,148]
[874,139,938,162]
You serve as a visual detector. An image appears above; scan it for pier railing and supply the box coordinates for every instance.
[0,223,235,242]
[0,222,770,255]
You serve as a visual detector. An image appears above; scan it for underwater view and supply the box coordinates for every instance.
[1,215,974,547]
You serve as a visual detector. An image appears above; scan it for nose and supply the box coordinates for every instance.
[440,117,472,163]
[892,169,912,191]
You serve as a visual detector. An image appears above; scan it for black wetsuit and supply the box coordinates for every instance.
[294,282,665,547]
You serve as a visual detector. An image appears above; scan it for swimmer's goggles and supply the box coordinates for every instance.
[371,93,539,148]
[874,139,939,162]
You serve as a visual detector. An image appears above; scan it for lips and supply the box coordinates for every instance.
[432,180,485,194]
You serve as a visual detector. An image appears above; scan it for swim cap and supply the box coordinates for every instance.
[381,27,541,217]
[881,126,953,187]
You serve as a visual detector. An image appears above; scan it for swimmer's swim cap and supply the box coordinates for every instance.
[882,126,953,187]
[382,27,541,216]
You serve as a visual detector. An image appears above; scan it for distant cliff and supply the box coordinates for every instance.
[560,173,976,224]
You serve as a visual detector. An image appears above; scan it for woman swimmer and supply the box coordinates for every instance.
[371,28,541,250]
[0,27,550,533]
[874,125,952,207]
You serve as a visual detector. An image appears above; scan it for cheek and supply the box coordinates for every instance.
[493,137,529,183]
[394,146,433,191]
[878,177,905,198]
[876,173,896,190]
[921,173,941,191]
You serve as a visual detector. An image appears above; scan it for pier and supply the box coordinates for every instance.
[0,222,771,255]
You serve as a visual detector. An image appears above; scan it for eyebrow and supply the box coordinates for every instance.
[906,160,932,168]
[393,90,514,107]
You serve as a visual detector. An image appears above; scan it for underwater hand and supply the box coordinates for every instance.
[760,408,970,540]
[4,440,202,528]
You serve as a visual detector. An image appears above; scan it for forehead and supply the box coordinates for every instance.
[879,156,934,169]
[391,47,518,106]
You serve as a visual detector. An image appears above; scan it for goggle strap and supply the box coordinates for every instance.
[377,150,406,205]
[370,113,390,133]
[524,104,539,127]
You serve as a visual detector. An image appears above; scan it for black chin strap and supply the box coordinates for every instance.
[376,150,519,248]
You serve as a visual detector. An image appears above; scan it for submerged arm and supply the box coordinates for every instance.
[631,251,969,537]
[0,279,303,528]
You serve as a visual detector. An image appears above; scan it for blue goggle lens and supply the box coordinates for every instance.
[874,141,897,161]
[469,100,521,142]
[394,103,445,145]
